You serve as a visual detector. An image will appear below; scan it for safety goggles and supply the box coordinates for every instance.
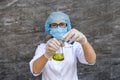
[50,22,67,28]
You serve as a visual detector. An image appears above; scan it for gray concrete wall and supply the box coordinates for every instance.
[0,0,120,80]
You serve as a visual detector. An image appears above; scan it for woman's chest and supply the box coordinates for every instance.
[45,44,77,70]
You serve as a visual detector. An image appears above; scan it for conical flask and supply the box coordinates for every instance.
[53,47,64,61]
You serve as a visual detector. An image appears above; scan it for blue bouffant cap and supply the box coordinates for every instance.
[45,11,72,33]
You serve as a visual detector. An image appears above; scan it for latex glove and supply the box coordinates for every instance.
[62,29,87,44]
[44,38,62,60]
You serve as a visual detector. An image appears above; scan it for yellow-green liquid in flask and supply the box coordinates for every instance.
[53,53,64,61]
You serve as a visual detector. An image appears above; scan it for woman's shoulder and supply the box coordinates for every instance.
[37,43,46,48]
[64,42,82,48]
[72,42,82,48]
[73,42,81,46]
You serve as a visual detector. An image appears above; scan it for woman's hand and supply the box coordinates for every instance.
[44,38,64,59]
[63,28,87,44]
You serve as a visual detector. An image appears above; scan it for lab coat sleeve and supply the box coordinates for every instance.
[75,42,89,64]
[29,43,46,76]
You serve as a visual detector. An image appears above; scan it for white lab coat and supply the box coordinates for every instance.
[29,42,89,80]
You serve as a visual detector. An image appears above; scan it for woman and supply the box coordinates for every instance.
[29,11,96,80]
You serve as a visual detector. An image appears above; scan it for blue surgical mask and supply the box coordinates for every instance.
[50,27,67,40]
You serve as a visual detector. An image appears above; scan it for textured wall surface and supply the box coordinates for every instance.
[0,0,120,80]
